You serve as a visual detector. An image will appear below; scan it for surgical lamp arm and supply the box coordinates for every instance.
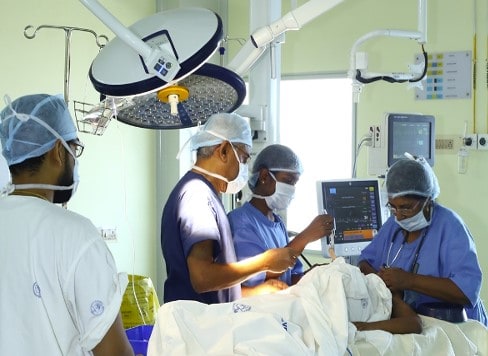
[79,0,180,82]
[227,0,345,76]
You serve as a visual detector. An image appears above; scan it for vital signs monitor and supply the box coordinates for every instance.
[316,179,383,258]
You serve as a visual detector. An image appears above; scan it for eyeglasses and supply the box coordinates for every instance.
[233,144,251,164]
[69,139,85,158]
[386,199,425,216]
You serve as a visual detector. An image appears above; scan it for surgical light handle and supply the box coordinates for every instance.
[79,0,180,82]
[228,0,345,76]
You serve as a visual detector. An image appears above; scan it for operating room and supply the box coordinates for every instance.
[0,0,487,354]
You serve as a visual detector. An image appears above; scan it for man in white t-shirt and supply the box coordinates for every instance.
[0,94,133,355]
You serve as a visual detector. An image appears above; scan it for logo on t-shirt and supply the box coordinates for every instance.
[90,300,105,316]
[32,282,41,298]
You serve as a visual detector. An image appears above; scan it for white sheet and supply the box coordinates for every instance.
[148,258,488,356]
[351,316,487,356]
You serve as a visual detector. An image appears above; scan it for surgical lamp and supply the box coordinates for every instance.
[79,0,428,131]
[78,0,246,130]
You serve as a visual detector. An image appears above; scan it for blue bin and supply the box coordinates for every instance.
[126,325,154,356]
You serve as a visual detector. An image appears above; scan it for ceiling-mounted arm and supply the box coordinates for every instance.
[349,0,428,102]
[227,0,345,76]
[79,0,181,82]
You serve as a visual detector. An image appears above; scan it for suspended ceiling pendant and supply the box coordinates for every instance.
[88,7,223,96]
[82,3,246,130]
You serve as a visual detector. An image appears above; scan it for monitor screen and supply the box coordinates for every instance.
[387,113,435,167]
[316,179,383,258]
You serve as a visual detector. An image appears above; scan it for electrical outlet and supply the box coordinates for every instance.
[478,134,488,150]
[435,135,461,153]
[435,138,455,150]
[462,134,478,150]
[370,125,381,148]
[99,228,117,241]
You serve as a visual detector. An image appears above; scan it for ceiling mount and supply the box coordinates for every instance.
[82,4,224,96]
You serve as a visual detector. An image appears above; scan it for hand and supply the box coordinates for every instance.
[300,214,335,243]
[241,278,289,297]
[378,267,412,292]
[352,321,370,331]
[264,247,299,273]
[262,278,289,291]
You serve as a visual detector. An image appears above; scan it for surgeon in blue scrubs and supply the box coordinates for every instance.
[359,156,487,326]
[229,144,334,297]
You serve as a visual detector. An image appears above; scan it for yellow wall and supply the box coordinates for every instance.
[228,0,488,304]
[0,0,159,283]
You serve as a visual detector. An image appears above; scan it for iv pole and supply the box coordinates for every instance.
[23,25,108,105]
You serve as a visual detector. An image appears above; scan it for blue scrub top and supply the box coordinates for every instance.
[229,201,303,286]
[161,171,241,304]
[361,202,487,326]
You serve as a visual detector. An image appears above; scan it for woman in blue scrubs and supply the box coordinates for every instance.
[359,156,487,326]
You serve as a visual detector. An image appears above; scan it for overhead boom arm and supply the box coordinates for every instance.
[227,0,345,76]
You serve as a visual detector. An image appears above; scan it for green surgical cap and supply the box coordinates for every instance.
[249,144,303,188]
[0,94,77,166]
[386,156,440,199]
[190,112,252,151]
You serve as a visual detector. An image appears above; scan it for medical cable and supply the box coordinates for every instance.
[472,0,477,132]
[112,119,147,326]
[355,44,428,84]
[410,229,428,273]
[299,253,313,268]
[352,134,372,178]
[323,209,337,260]
[385,235,405,268]
[288,230,313,268]
[384,227,428,273]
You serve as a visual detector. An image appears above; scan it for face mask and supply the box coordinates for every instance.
[253,172,296,211]
[53,151,79,204]
[395,199,431,232]
[224,144,248,194]
[8,140,80,204]
[192,144,248,194]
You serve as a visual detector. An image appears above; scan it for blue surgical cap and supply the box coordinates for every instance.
[190,112,252,151]
[0,94,78,166]
[249,144,303,188]
[386,156,440,199]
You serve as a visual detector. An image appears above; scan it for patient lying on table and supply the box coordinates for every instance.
[148,258,423,355]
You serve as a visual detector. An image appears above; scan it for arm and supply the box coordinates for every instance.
[353,295,422,334]
[263,214,333,282]
[92,313,134,356]
[358,260,377,275]
[287,214,334,254]
[187,240,297,293]
[241,278,289,297]
[378,267,470,305]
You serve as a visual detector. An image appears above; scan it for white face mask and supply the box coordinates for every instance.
[52,148,79,204]
[253,172,296,211]
[224,163,248,194]
[7,144,80,204]
[395,199,431,232]
[192,144,248,194]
